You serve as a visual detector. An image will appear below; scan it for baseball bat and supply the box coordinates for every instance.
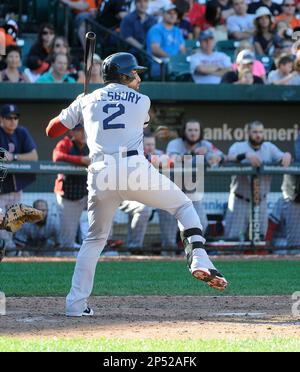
[84,32,96,96]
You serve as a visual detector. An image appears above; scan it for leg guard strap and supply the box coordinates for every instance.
[182,228,203,239]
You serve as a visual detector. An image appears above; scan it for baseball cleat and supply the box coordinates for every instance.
[188,248,228,291]
[82,307,94,316]
[191,268,228,291]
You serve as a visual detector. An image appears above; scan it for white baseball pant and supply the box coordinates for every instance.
[66,156,205,315]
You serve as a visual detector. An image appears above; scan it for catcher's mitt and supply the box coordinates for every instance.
[0,204,45,233]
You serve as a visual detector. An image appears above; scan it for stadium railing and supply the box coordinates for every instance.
[2,161,300,256]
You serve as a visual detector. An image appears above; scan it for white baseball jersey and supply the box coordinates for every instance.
[59,83,151,159]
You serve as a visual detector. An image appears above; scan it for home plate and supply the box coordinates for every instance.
[214,312,267,317]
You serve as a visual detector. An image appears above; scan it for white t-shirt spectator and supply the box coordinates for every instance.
[148,0,172,16]
[189,51,232,84]
[267,70,285,84]
[290,74,300,85]
[227,14,255,41]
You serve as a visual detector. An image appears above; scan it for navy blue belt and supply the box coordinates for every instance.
[122,150,138,158]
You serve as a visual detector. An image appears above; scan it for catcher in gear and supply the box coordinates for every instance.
[0,149,45,261]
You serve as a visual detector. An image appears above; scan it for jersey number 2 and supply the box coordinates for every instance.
[103,104,125,130]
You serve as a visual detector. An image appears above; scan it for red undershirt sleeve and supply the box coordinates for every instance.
[46,116,69,138]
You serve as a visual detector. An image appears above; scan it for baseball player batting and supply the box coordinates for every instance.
[46,52,228,317]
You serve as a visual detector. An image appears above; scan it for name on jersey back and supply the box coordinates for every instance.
[98,91,142,104]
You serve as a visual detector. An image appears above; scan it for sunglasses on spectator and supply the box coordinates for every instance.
[42,30,54,35]
[283,3,296,6]
[54,43,65,48]
[4,116,19,120]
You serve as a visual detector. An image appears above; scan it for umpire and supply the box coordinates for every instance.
[225,121,292,240]
[0,104,38,251]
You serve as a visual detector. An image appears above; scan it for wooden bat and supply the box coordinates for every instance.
[84,31,96,96]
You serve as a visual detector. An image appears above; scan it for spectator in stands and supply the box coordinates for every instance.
[274,20,294,56]
[27,23,56,74]
[50,36,71,57]
[234,67,254,84]
[204,1,229,42]
[96,0,132,30]
[186,0,207,38]
[177,5,194,40]
[0,46,29,83]
[77,53,104,83]
[217,0,235,21]
[37,53,76,83]
[291,57,300,85]
[154,125,178,152]
[254,7,276,56]
[267,54,296,84]
[248,0,282,17]
[14,200,61,256]
[227,0,255,42]
[120,0,157,54]
[0,21,19,68]
[165,118,226,236]
[147,4,186,77]
[53,124,89,252]
[221,49,265,83]
[23,57,48,83]
[189,29,232,84]
[95,0,133,53]
[275,0,300,30]
[148,0,173,17]
[235,42,267,79]
[225,121,292,241]
[59,0,100,48]
[0,104,38,251]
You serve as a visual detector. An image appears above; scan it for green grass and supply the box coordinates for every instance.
[0,260,299,296]
[0,337,299,352]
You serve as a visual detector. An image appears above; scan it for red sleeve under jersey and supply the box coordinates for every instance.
[46,116,69,138]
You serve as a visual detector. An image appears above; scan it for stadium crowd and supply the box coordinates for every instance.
[1,103,300,257]
[1,0,300,83]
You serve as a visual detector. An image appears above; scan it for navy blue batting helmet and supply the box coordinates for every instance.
[102,53,147,84]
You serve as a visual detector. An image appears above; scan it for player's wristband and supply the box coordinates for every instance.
[236,153,246,162]
[13,154,18,161]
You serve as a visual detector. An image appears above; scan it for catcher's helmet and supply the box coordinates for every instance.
[102,53,147,84]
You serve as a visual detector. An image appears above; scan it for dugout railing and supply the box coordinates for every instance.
[2,161,300,256]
